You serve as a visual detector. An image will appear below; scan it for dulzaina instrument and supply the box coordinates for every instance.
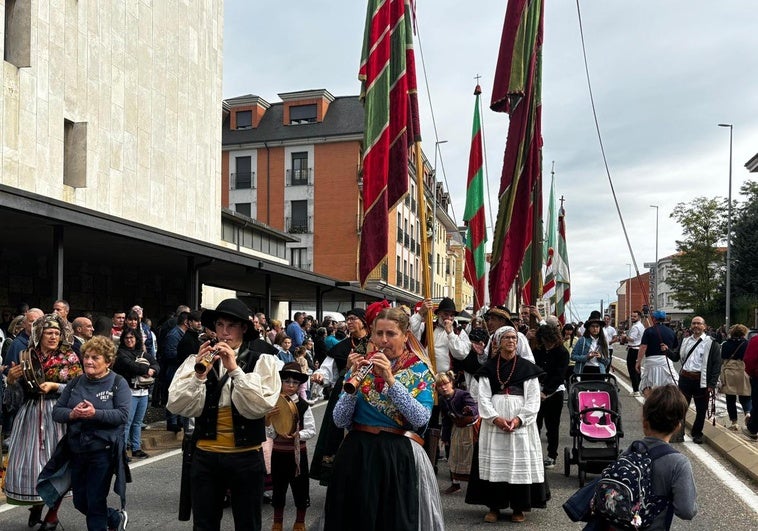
[20,349,45,393]
[271,394,298,436]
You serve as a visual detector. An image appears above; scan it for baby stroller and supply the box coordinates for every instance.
[563,373,623,486]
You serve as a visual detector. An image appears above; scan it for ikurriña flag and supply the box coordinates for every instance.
[488,0,544,305]
[358,0,420,286]
[464,84,487,311]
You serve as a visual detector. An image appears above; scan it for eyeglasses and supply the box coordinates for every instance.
[282,378,301,385]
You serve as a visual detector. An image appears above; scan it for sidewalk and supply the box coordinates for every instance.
[610,354,758,482]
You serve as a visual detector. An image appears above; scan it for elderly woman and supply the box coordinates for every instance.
[113,327,159,459]
[4,313,82,530]
[721,324,752,430]
[50,336,131,531]
[324,307,442,530]
[466,326,548,524]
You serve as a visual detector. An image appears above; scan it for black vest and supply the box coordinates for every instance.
[193,345,266,447]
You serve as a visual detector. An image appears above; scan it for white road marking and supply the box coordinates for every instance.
[611,357,758,513]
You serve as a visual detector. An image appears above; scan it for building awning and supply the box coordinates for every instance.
[0,184,388,305]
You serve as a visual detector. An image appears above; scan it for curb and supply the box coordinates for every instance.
[610,353,758,483]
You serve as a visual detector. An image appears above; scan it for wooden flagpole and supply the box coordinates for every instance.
[414,141,436,373]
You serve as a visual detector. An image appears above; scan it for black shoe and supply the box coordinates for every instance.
[28,506,43,528]
[132,449,150,459]
[262,493,272,505]
[692,434,704,444]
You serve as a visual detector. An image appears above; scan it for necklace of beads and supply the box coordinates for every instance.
[496,352,518,390]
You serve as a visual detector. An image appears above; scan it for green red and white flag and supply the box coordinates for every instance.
[488,0,544,305]
[358,0,420,286]
[542,172,558,298]
[464,85,487,311]
[553,203,571,324]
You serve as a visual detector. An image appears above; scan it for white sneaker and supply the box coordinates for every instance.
[631,391,641,397]
[543,457,556,469]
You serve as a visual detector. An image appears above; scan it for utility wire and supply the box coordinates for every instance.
[575,0,650,310]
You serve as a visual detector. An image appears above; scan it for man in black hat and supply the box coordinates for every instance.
[410,297,471,375]
[167,298,280,531]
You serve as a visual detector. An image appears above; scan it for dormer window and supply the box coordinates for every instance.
[289,104,317,125]
[236,110,252,129]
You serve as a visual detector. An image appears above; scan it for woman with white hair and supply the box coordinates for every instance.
[465,326,549,523]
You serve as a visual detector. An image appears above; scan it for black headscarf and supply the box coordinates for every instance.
[476,351,544,393]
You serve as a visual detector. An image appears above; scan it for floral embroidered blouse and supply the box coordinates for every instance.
[333,354,434,430]
[38,348,83,384]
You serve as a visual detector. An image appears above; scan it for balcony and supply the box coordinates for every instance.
[230,171,256,190]
[286,216,312,234]
[397,272,404,287]
[286,168,313,186]
[397,227,404,242]
[404,233,410,248]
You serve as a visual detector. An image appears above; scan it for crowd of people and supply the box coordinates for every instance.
[2,297,755,530]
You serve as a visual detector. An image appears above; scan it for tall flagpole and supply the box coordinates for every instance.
[415,142,435,371]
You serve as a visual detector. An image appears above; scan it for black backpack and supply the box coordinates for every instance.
[591,440,678,529]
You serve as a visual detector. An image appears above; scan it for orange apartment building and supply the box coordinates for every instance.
[221,89,467,307]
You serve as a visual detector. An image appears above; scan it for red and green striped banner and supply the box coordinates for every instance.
[554,204,571,324]
[488,0,544,305]
[358,0,419,286]
[464,85,487,311]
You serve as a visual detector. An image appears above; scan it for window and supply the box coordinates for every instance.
[4,0,32,68]
[289,104,317,124]
[289,200,309,233]
[290,152,309,185]
[290,248,308,269]
[235,203,251,217]
[63,119,87,188]
[234,156,252,189]
[236,110,252,129]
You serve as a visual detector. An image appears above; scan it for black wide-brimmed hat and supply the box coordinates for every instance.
[434,297,459,316]
[484,305,514,327]
[279,362,308,384]
[201,299,254,340]
[585,317,606,328]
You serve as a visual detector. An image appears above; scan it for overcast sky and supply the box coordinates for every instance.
[223,1,757,321]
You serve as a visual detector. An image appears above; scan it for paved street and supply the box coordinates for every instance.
[1,357,757,530]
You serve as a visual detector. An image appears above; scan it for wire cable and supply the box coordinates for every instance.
[575,0,650,311]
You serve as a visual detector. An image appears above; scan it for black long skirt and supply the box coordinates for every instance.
[324,430,418,531]
[465,441,550,512]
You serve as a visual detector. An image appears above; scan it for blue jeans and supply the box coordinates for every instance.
[125,394,149,451]
[70,449,121,530]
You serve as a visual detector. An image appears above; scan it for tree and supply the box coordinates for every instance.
[668,197,727,316]
[731,180,758,325]
[732,180,758,298]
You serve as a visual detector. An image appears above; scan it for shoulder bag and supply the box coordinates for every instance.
[133,355,155,388]
[720,342,750,396]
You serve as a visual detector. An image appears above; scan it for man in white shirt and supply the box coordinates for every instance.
[410,297,471,375]
[677,316,721,444]
[603,314,618,359]
[625,310,645,396]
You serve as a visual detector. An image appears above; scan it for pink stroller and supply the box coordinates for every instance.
[563,373,623,486]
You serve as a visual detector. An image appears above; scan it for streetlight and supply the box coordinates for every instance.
[650,205,659,310]
[718,123,733,329]
[430,140,447,297]
[626,263,632,329]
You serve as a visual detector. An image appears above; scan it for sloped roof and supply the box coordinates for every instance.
[222,96,364,145]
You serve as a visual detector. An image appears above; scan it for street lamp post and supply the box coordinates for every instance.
[430,140,447,298]
[718,123,733,329]
[650,205,659,310]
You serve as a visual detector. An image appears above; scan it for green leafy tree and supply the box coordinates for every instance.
[731,180,758,324]
[668,197,727,315]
